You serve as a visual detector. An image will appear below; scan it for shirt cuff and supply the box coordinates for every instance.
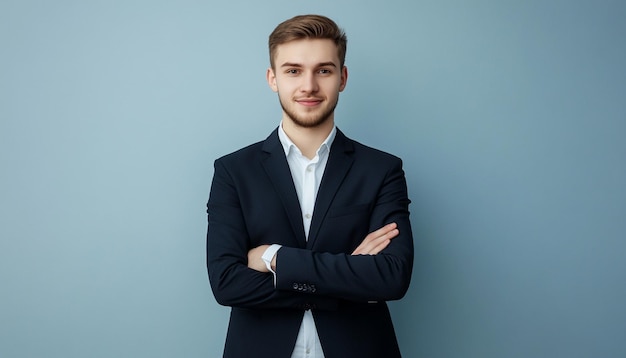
[261,244,282,285]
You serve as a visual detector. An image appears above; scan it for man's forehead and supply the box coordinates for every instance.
[274,39,340,66]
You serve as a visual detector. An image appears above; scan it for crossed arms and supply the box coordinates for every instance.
[247,222,400,272]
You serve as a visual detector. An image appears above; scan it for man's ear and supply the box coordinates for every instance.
[339,66,348,92]
[267,68,278,92]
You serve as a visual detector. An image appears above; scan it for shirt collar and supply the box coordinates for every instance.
[277,121,337,158]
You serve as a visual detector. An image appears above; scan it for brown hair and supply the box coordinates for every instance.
[268,14,347,69]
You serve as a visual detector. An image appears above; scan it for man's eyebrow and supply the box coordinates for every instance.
[280,62,302,68]
[317,62,338,68]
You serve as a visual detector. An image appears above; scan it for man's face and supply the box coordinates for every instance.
[267,39,348,128]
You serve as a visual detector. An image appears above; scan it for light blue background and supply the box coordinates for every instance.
[1,1,625,357]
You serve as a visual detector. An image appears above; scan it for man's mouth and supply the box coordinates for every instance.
[296,98,323,107]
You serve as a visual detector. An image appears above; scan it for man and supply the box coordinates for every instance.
[207,14,413,358]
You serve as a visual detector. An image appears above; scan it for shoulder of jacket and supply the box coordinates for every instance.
[349,138,403,163]
[215,140,265,164]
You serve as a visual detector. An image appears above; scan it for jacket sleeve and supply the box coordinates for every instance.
[206,158,339,311]
[274,159,414,302]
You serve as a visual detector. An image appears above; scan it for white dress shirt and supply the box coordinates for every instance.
[263,122,336,358]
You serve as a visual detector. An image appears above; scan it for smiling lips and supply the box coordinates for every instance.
[296,98,323,107]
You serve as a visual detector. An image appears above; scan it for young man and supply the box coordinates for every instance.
[207,14,413,358]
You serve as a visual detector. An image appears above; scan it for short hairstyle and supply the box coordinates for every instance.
[268,14,347,70]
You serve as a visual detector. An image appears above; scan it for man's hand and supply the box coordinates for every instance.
[351,222,399,255]
[248,244,272,272]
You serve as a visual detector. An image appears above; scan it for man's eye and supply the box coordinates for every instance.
[286,69,299,74]
[318,69,331,74]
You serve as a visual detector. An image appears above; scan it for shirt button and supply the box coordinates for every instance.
[306,166,313,172]
[304,213,311,219]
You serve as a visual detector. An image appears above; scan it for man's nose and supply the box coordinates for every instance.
[300,72,319,93]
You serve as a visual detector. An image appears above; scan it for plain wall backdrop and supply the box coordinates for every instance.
[1,0,625,357]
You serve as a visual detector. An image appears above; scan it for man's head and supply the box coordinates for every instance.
[268,14,347,70]
[267,15,348,129]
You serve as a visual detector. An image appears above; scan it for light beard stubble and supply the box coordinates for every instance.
[278,94,340,129]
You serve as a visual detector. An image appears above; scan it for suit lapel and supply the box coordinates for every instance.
[261,129,307,248]
[307,129,355,249]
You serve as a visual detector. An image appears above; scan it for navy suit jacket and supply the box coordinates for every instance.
[207,128,414,358]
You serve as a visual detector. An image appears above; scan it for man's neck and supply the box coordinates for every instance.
[281,118,334,159]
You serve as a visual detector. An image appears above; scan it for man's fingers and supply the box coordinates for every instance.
[371,239,391,255]
[352,223,399,255]
[371,222,398,238]
[353,224,397,255]
[367,229,398,253]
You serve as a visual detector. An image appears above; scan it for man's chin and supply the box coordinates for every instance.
[289,115,331,128]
